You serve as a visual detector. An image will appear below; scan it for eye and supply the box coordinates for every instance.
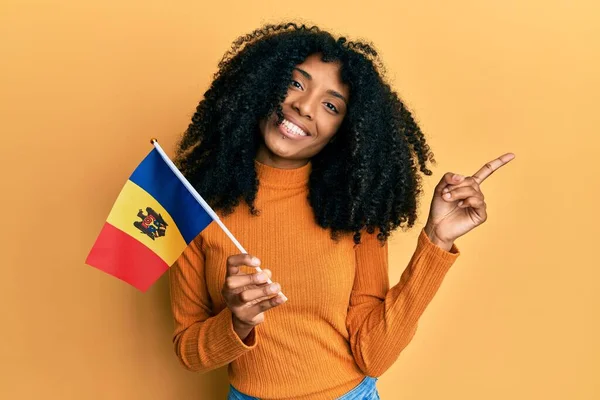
[325,102,339,114]
[290,80,303,89]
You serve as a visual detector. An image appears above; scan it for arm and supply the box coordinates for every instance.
[169,235,258,373]
[346,227,460,377]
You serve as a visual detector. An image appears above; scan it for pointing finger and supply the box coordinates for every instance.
[472,153,515,184]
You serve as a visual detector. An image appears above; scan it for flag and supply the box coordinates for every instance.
[85,146,214,292]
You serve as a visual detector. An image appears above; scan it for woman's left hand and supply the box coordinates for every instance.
[424,153,516,250]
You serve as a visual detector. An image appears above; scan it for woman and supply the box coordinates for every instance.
[169,22,514,400]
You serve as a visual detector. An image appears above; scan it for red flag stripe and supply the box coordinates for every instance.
[86,222,169,292]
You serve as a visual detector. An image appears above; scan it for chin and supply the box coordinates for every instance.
[261,118,311,160]
[263,132,304,159]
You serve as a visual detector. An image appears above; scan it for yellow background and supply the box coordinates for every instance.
[1,0,598,399]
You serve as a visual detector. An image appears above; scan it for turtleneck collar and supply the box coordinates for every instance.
[254,159,311,189]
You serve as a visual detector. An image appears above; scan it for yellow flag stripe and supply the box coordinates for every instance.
[106,180,187,266]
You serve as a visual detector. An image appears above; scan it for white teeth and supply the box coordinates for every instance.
[282,119,308,136]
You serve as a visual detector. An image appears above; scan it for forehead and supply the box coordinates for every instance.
[294,53,349,95]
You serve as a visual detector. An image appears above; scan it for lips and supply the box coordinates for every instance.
[277,120,310,140]
[282,115,312,137]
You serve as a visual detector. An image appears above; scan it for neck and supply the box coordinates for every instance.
[255,144,309,169]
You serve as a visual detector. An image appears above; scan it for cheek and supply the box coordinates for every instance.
[259,114,277,137]
[318,115,344,141]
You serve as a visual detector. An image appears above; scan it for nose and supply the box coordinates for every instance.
[291,93,314,120]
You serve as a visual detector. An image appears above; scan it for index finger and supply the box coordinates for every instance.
[472,152,515,184]
[226,254,261,277]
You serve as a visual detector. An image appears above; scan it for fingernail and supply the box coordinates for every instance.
[268,283,280,294]
[453,174,463,181]
[279,294,288,302]
[251,257,261,267]
[443,187,449,193]
[444,192,451,199]
[256,273,266,282]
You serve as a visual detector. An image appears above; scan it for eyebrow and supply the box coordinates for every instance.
[293,67,348,105]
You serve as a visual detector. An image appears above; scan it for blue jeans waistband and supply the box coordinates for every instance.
[227,376,379,400]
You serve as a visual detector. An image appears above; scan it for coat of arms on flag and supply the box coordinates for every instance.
[134,207,168,240]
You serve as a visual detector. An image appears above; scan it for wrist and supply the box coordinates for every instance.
[232,314,254,341]
[424,224,454,252]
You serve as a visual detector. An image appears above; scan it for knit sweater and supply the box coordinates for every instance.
[169,159,461,400]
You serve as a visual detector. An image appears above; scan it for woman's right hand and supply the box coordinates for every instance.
[222,254,288,341]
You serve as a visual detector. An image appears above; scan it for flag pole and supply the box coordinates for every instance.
[150,139,283,296]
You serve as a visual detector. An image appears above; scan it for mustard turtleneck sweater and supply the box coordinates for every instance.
[169,159,461,400]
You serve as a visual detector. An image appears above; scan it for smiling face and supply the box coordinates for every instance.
[256,53,350,168]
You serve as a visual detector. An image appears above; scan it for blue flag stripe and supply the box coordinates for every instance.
[129,149,213,243]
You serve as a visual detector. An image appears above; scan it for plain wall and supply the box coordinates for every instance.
[1,0,598,398]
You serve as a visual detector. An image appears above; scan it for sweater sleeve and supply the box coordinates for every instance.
[346,227,460,377]
[169,234,258,373]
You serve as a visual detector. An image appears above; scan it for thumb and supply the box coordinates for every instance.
[435,172,465,194]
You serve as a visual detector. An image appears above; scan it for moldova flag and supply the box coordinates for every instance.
[85,142,214,292]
